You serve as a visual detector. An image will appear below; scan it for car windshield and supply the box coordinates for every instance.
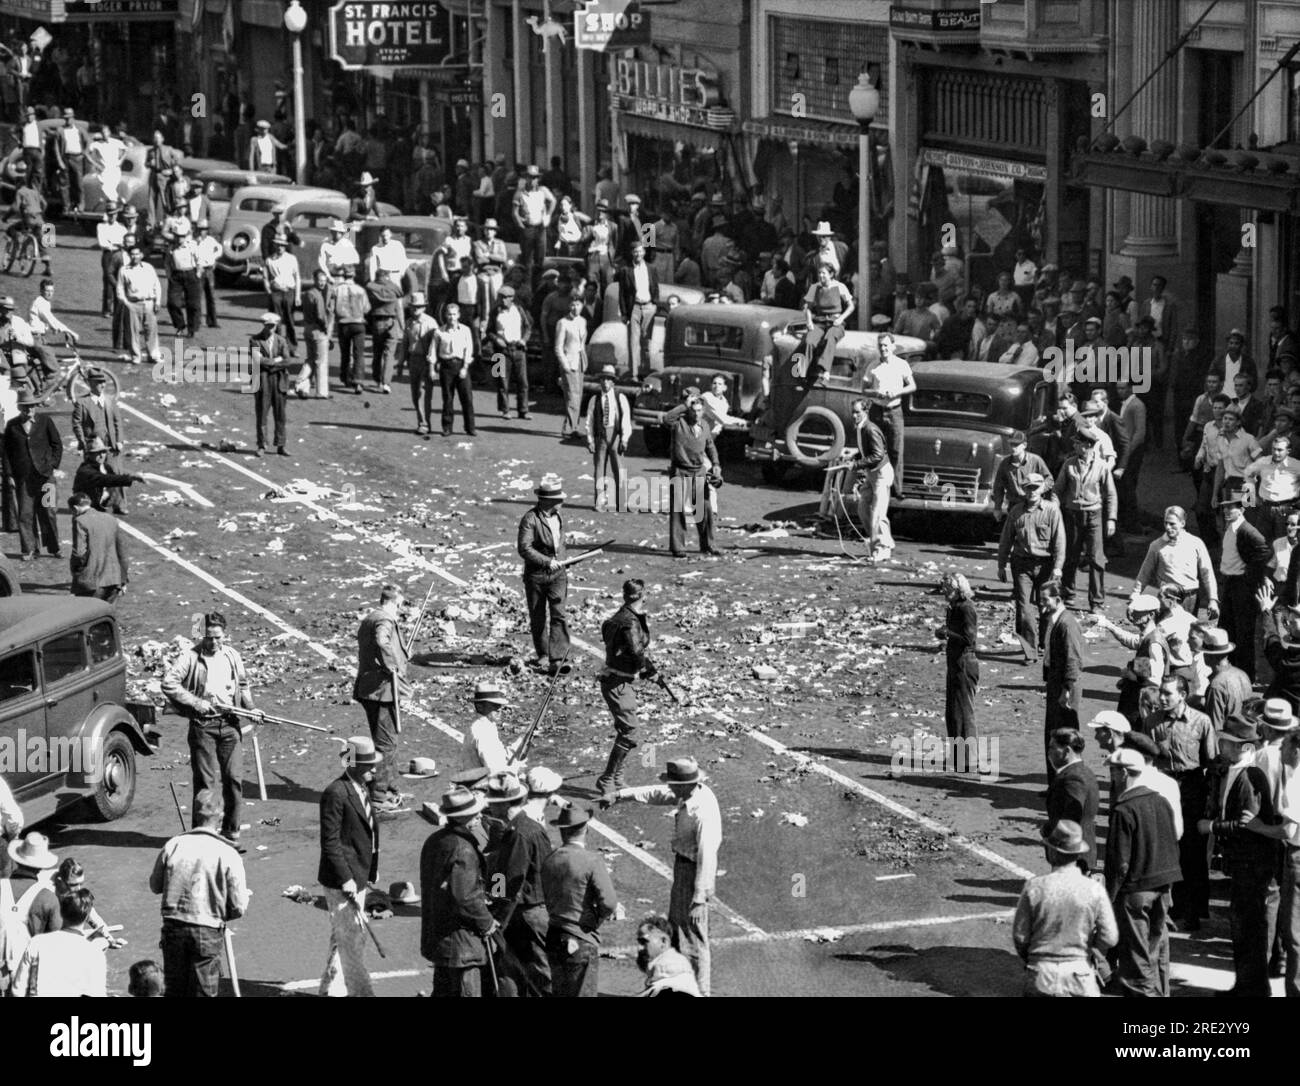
[683,323,744,350]
[239,197,280,214]
[909,389,994,418]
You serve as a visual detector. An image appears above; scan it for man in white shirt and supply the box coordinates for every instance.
[864,334,916,500]
[1213,406,1263,504]
[194,220,222,329]
[365,225,407,283]
[94,202,127,320]
[87,125,126,205]
[53,107,86,212]
[1220,329,1252,391]
[318,219,360,284]
[264,234,301,353]
[513,164,556,288]
[248,119,287,172]
[554,295,588,442]
[164,225,203,337]
[461,681,523,773]
[19,106,42,195]
[11,888,106,998]
[434,302,476,437]
[116,242,162,365]
[1245,434,1300,540]
[999,323,1041,368]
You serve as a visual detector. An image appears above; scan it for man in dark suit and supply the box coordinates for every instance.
[667,390,721,558]
[617,242,660,382]
[317,736,382,997]
[251,312,294,457]
[1199,715,1279,998]
[516,477,570,674]
[1040,581,1083,785]
[69,492,127,602]
[71,367,124,512]
[72,437,144,513]
[352,584,409,812]
[1045,727,1100,869]
[616,193,647,265]
[1217,489,1271,681]
[2,391,62,560]
[420,786,498,997]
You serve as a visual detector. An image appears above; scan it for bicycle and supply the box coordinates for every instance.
[32,346,116,406]
[2,222,40,277]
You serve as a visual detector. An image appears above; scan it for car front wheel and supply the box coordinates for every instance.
[92,730,137,821]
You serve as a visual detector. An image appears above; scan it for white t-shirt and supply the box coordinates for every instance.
[13,929,107,997]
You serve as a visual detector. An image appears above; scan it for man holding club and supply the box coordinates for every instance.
[596,578,657,797]
[353,584,410,813]
[517,476,572,675]
[318,736,383,997]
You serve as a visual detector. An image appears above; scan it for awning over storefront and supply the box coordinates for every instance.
[0,0,178,21]
[1072,150,1300,214]
[742,115,877,149]
[616,111,727,152]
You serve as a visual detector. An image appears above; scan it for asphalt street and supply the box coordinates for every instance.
[9,230,1261,996]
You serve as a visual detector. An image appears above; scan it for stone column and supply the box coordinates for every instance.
[1119,1,1179,258]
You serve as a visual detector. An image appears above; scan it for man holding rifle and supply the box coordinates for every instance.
[596,579,657,797]
[517,476,572,675]
[353,585,410,813]
[161,612,262,851]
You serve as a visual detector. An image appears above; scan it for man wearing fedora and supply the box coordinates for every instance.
[353,584,410,813]
[3,831,62,940]
[541,802,618,997]
[1013,819,1116,996]
[151,797,249,998]
[319,219,360,284]
[518,477,571,674]
[485,284,532,421]
[2,390,62,561]
[68,491,127,602]
[617,241,660,383]
[72,437,144,514]
[1200,715,1280,997]
[485,770,554,996]
[595,579,656,796]
[318,736,383,997]
[605,756,721,995]
[250,311,294,457]
[586,365,632,513]
[473,216,508,318]
[96,201,127,318]
[463,680,523,774]
[1202,627,1253,731]
[421,786,499,997]
[1044,729,1100,871]
[1216,488,1271,680]
[71,366,124,510]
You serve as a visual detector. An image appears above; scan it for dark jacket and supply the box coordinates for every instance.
[616,261,661,322]
[1046,759,1100,868]
[489,813,553,926]
[1264,631,1300,712]
[668,414,719,478]
[352,607,408,703]
[3,413,62,479]
[517,506,566,575]
[1042,608,1084,699]
[72,461,136,512]
[856,417,888,471]
[603,603,652,677]
[317,775,379,889]
[1222,516,1271,592]
[70,508,127,593]
[71,394,121,451]
[251,331,293,395]
[1104,784,1181,897]
[1208,763,1279,868]
[420,822,495,966]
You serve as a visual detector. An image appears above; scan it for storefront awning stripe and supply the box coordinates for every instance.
[617,112,725,152]
[743,115,882,149]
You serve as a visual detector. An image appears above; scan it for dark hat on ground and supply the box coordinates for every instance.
[659,756,704,785]
[551,802,592,829]
[1220,714,1260,744]
[388,881,420,905]
[1041,819,1088,856]
[471,680,511,707]
[1199,627,1235,656]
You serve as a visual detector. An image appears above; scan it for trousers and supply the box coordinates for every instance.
[370,318,398,386]
[1010,554,1054,659]
[1062,507,1106,610]
[669,473,714,555]
[945,653,978,745]
[599,675,638,742]
[161,919,223,998]
[1226,854,1280,997]
[1219,575,1258,680]
[187,716,242,839]
[269,289,297,348]
[523,570,570,662]
[545,929,598,997]
[627,301,656,379]
[254,384,287,450]
[361,700,399,796]
[1115,888,1170,997]
[337,323,366,388]
[167,270,200,333]
[439,366,476,435]
[495,344,528,416]
[123,299,159,363]
[503,904,552,996]
[15,471,57,556]
[592,439,625,512]
[669,856,710,996]
[319,886,374,996]
[409,358,436,431]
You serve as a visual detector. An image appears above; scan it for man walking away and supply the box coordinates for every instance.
[69,492,127,602]
[1044,729,1100,870]
[10,887,106,997]
[541,803,617,996]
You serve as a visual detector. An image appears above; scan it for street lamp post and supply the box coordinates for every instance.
[848,72,880,331]
[284,0,308,185]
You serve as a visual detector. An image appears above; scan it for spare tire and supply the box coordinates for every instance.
[785,406,845,467]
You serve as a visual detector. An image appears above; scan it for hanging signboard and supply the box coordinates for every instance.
[575,0,651,51]
[329,0,452,70]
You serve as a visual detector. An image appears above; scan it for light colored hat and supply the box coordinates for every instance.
[1198,627,1235,656]
[1041,820,1088,855]
[1087,710,1132,735]
[1106,747,1145,771]
[259,311,280,325]
[402,756,438,779]
[535,475,566,501]
[389,881,421,904]
[0,296,15,309]
[341,735,383,766]
[625,193,641,204]
[659,757,705,785]
[7,832,58,871]
[870,313,891,329]
[526,766,563,796]
[483,217,499,230]
[256,119,272,130]
[1127,595,1160,616]
[358,171,378,186]
[196,219,209,229]
[812,221,835,236]
[598,364,617,379]
[526,164,541,177]
[1023,472,1046,491]
[408,292,427,307]
[1262,698,1298,732]
[472,680,511,706]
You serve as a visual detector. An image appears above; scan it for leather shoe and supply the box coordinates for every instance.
[276,446,289,456]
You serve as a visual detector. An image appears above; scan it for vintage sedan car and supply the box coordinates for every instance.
[632,303,804,457]
[0,598,153,826]
[1,121,142,215]
[354,215,522,292]
[583,281,707,397]
[746,330,929,483]
[215,185,399,283]
[191,167,292,236]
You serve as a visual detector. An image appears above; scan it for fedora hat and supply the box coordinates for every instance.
[526,164,541,177]
[1221,714,1260,744]
[483,218,499,231]
[659,756,704,785]
[341,735,383,766]
[1086,710,1132,735]
[484,771,528,804]
[358,171,379,186]
[1216,489,1247,507]
[122,205,139,218]
[85,366,108,384]
[595,199,611,212]
[1199,627,1236,656]
[84,436,111,455]
[551,802,592,829]
[526,766,563,796]
[598,364,617,379]
[472,680,511,707]
[7,831,58,871]
[388,881,421,905]
[439,786,487,819]
[15,390,40,408]
[103,201,121,214]
[329,218,348,232]
[812,221,835,237]
[407,291,427,308]
[1262,698,1298,732]
[271,232,288,246]
[534,476,566,501]
[401,756,438,779]
[1041,819,1088,855]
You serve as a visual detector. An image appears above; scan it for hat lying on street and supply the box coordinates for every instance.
[402,756,438,779]
[659,757,704,785]
[84,437,112,455]
[440,786,487,819]
[472,679,511,706]
[551,802,592,829]
[1041,819,1088,855]
[485,771,527,804]
[8,832,58,871]
[341,735,383,766]
[1198,627,1235,656]
[259,311,280,325]
[1086,710,1132,735]
[1262,698,1298,731]
[526,766,563,796]
[388,881,420,905]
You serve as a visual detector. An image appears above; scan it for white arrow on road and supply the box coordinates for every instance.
[139,472,214,508]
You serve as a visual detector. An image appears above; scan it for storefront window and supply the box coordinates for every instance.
[770,16,889,122]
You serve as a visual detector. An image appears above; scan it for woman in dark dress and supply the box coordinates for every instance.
[936,573,980,772]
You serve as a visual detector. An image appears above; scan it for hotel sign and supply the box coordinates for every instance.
[329,1,452,70]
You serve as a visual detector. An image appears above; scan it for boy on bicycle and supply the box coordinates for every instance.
[5,164,51,276]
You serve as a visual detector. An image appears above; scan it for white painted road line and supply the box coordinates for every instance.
[138,472,214,507]
[120,401,1034,884]
[116,492,762,935]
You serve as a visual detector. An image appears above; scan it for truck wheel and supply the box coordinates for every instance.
[92,731,137,821]
[642,426,670,457]
[761,462,790,485]
[785,406,845,467]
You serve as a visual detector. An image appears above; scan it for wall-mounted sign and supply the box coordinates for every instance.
[920,147,1047,183]
[611,58,724,129]
[575,0,651,52]
[888,6,981,32]
[329,0,452,71]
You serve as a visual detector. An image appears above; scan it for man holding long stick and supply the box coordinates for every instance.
[517,476,572,675]
[596,579,657,796]
[353,585,409,812]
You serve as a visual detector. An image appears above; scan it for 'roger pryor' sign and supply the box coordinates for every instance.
[329,1,452,70]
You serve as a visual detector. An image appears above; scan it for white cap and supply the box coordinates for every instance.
[1087,710,1132,735]
[526,766,563,796]
[1105,747,1144,771]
